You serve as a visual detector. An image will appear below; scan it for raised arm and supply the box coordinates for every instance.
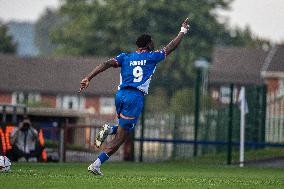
[79,59,118,93]
[165,18,189,56]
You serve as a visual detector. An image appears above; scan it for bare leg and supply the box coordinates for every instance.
[100,125,130,156]
[88,125,131,175]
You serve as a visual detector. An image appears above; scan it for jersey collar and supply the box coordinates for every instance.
[136,49,149,53]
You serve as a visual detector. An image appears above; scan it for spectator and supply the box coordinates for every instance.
[8,116,41,162]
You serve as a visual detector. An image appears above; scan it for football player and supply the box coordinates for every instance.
[80,18,189,176]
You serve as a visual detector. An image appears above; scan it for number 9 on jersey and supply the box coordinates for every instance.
[133,66,143,82]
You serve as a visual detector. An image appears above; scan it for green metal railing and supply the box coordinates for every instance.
[135,84,284,164]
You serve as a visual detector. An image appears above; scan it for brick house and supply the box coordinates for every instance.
[208,47,268,104]
[0,54,120,125]
[261,45,284,143]
[261,45,284,96]
[209,45,284,143]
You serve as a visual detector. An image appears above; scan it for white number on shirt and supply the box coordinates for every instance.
[133,66,143,82]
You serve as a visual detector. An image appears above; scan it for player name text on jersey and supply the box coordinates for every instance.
[130,60,147,66]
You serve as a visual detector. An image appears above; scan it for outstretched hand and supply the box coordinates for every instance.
[180,18,190,34]
[78,77,89,93]
[165,18,190,56]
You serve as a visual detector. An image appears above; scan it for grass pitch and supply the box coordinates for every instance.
[1,162,284,189]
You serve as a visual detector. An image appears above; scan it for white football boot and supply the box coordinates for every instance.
[87,163,103,176]
[95,124,111,148]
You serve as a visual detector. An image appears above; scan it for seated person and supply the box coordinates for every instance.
[8,116,41,162]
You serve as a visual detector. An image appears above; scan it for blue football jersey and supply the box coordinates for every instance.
[113,48,166,94]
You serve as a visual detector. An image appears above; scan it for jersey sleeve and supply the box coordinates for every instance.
[149,47,167,63]
[113,53,126,67]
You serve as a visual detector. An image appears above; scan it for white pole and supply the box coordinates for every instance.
[239,87,246,167]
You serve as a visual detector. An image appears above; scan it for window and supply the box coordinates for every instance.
[12,92,41,105]
[57,95,85,110]
[99,97,115,114]
[220,86,238,103]
[211,90,219,100]
[220,87,230,103]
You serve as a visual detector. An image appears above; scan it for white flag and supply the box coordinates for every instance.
[238,87,249,114]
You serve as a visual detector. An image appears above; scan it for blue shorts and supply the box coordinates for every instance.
[115,88,144,131]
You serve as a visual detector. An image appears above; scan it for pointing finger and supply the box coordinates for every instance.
[183,18,189,24]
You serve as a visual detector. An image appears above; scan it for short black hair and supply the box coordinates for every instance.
[136,34,152,48]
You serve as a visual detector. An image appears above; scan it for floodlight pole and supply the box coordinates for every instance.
[193,68,201,157]
[227,84,234,165]
[260,85,267,142]
[193,58,209,157]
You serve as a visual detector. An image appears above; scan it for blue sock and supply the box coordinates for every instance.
[110,125,118,135]
[98,152,109,164]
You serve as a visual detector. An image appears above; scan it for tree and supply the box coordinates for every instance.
[145,88,170,113]
[49,0,270,98]
[0,22,16,53]
[215,25,270,48]
[170,88,195,115]
[51,0,236,57]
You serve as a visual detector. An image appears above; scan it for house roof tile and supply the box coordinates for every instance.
[266,45,284,72]
[209,47,268,85]
[0,54,120,96]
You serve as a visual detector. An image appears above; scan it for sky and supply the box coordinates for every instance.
[219,0,284,43]
[0,0,284,43]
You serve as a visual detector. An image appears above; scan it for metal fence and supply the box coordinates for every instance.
[38,124,126,162]
[1,84,284,164]
[134,84,284,164]
[266,91,284,143]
